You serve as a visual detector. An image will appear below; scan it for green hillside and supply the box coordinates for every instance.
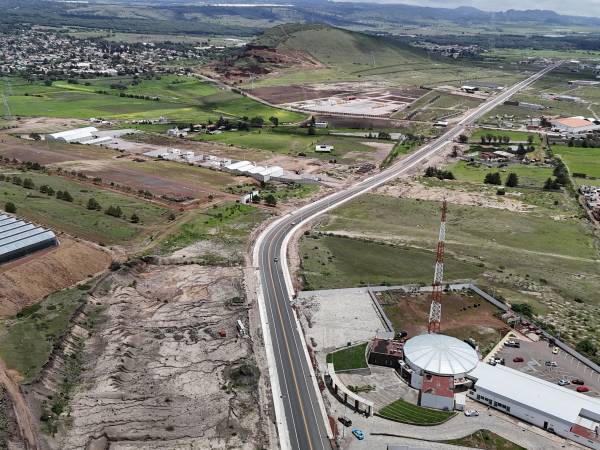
[249,24,520,88]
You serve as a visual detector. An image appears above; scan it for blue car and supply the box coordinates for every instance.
[351,428,365,440]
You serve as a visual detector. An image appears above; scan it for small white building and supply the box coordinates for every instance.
[47,127,98,143]
[257,166,284,182]
[315,121,329,128]
[240,190,260,205]
[315,144,334,153]
[468,363,600,450]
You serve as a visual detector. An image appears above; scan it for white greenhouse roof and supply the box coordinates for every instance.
[0,214,56,260]
[469,362,600,425]
[48,127,98,142]
[403,334,479,376]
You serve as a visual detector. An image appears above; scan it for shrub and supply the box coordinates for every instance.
[4,202,16,213]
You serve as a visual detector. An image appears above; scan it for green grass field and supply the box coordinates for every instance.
[444,430,526,450]
[325,342,368,372]
[0,286,86,382]
[300,234,482,290]
[378,399,455,425]
[448,161,553,188]
[552,145,600,186]
[0,171,170,245]
[6,76,304,123]
[156,202,268,255]
[303,194,600,307]
[194,127,378,161]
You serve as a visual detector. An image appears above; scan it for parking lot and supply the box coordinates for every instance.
[495,339,600,396]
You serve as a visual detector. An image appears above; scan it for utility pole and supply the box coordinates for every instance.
[428,200,447,334]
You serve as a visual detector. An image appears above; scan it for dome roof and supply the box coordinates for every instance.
[403,334,479,376]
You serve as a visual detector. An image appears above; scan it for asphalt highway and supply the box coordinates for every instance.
[255,62,561,450]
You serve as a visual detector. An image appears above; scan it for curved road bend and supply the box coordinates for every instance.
[256,62,561,450]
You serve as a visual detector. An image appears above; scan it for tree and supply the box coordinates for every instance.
[250,116,264,128]
[484,172,502,185]
[251,193,261,203]
[543,177,560,191]
[4,202,16,214]
[458,134,468,143]
[105,205,122,218]
[307,125,316,136]
[516,143,527,156]
[46,186,55,196]
[61,191,73,202]
[268,116,279,127]
[511,303,533,317]
[505,172,519,187]
[22,178,35,189]
[527,135,534,145]
[576,338,597,356]
[264,194,277,206]
[130,213,140,223]
[87,198,101,211]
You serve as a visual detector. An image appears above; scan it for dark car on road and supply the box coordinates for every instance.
[572,379,585,385]
[338,416,352,427]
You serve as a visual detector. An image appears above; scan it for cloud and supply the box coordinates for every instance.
[357,0,600,17]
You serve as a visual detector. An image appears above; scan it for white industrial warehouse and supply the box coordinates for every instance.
[0,214,57,263]
[468,363,600,450]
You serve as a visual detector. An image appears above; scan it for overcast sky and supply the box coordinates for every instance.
[356,0,600,17]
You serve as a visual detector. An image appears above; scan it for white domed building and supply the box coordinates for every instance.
[401,334,479,410]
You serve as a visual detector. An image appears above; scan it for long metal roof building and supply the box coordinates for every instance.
[0,214,57,263]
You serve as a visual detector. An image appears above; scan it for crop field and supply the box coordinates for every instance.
[5,76,304,123]
[377,399,455,425]
[377,291,509,354]
[195,127,380,161]
[306,194,600,306]
[448,161,553,188]
[398,91,483,121]
[0,169,171,245]
[325,342,368,372]
[552,145,600,186]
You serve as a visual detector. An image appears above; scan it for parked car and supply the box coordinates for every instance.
[505,340,521,348]
[572,379,585,385]
[338,416,352,427]
[552,346,559,355]
[513,357,524,363]
[545,361,558,367]
[576,386,590,393]
[494,357,505,365]
[352,428,365,440]
[558,379,570,386]
[464,409,479,417]
[273,257,278,262]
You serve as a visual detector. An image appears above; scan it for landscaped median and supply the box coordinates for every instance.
[325,342,368,372]
[376,398,456,425]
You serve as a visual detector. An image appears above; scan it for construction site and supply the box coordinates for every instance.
[295,201,600,450]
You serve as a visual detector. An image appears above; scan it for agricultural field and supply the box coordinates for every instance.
[376,291,509,355]
[377,398,455,425]
[0,169,171,245]
[325,342,368,372]
[552,144,600,186]
[5,75,304,123]
[194,127,383,161]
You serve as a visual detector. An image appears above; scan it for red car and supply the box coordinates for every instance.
[513,357,524,363]
[576,386,590,393]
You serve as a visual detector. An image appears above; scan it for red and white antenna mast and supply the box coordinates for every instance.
[428,200,447,334]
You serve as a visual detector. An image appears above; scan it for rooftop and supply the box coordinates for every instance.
[469,362,600,426]
[403,334,479,376]
[552,117,593,128]
[421,373,454,398]
[371,338,403,357]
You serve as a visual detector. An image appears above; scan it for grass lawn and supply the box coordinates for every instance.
[377,399,455,425]
[226,182,319,202]
[300,234,482,290]
[156,202,268,254]
[194,127,378,161]
[0,170,170,245]
[448,161,553,188]
[6,76,304,123]
[0,286,86,382]
[552,145,600,186]
[326,342,368,372]
[444,430,526,450]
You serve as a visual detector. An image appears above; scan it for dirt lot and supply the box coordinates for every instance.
[26,260,268,450]
[377,291,509,353]
[248,85,347,104]
[496,339,600,397]
[0,237,112,317]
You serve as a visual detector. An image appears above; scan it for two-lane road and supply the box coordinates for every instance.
[254,62,561,450]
